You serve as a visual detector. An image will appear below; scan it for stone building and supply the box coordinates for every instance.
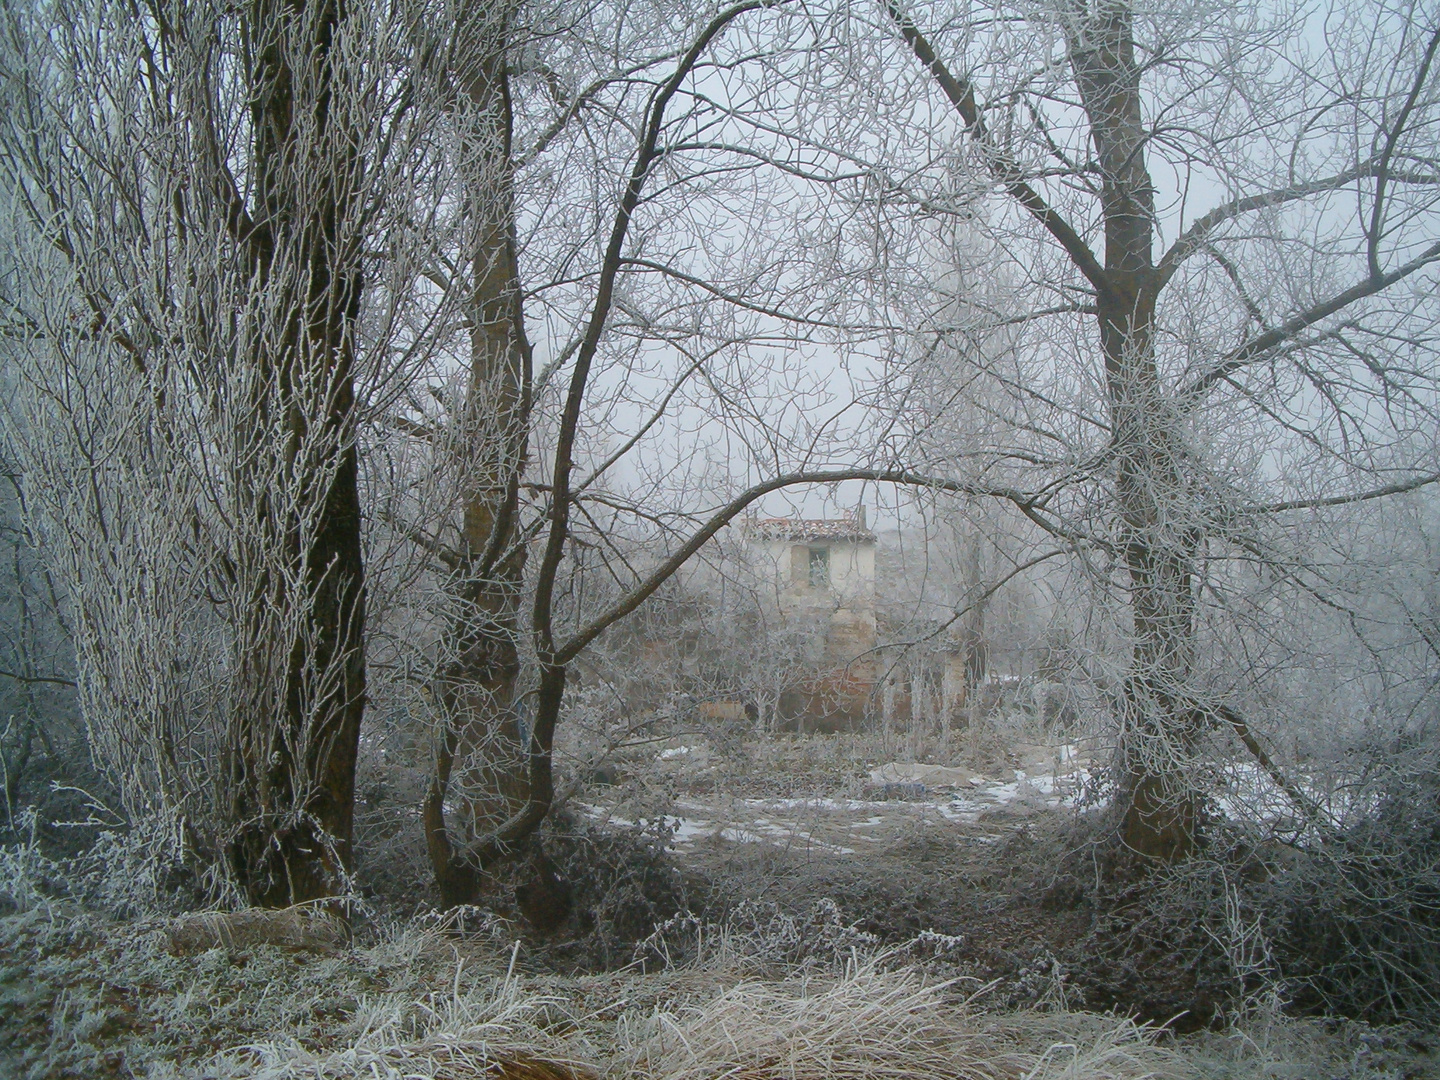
[743,506,878,728]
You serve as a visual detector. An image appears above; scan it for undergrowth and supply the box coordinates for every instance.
[3,898,1434,1080]
[5,724,1440,1078]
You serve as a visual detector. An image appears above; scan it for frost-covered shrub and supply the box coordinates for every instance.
[1,802,226,918]
[0,809,61,913]
[634,897,881,973]
[543,812,689,969]
[1264,750,1440,1023]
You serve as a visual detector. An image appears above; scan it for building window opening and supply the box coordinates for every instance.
[808,546,830,588]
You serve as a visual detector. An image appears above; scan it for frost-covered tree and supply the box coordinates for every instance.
[0,0,437,904]
[872,0,1440,856]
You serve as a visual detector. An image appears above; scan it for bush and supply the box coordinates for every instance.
[633,897,882,973]
[537,811,690,970]
[1264,752,1440,1024]
[0,800,226,920]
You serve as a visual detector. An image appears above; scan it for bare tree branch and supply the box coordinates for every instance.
[1157,162,1440,286]
[884,0,1112,299]
[1258,471,1440,512]
[532,0,781,659]
[1181,239,1440,401]
[556,466,1046,664]
[0,669,75,688]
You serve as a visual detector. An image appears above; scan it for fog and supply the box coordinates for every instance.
[2,0,1439,1074]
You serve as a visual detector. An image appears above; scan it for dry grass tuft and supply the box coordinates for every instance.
[615,957,1188,1080]
[210,952,1189,1080]
[203,947,590,1080]
[169,907,348,956]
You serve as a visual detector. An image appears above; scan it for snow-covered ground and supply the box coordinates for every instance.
[1211,759,1377,839]
[577,742,1096,857]
[576,739,1349,857]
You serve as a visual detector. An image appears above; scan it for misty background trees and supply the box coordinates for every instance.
[0,0,1438,1018]
[876,0,1440,858]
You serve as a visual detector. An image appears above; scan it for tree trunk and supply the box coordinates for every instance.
[420,0,536,908]
[959,523,987,691]
[1068,0,1201,859]
[226,0,369,907]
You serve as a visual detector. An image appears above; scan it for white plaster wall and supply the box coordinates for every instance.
[753,538,875,601]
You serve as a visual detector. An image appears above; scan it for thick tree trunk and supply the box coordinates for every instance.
[226,0,369,907]
[421,0,536,908]
[890,0,1207,859]
[1069,0,1201,859]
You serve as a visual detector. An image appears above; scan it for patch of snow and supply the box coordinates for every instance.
[582,761,1103,860]
[744,796,884,812]
[1210,760,1364,837]
[870,762,974,787]
[717,823,855,855]
[672,817,715,844]
[1025,774,1057,795]
[937,801,981,824]
[718,826,764,844]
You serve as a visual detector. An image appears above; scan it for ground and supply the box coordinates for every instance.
[2,900,1437,1079]
[3,730,1439,1078]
